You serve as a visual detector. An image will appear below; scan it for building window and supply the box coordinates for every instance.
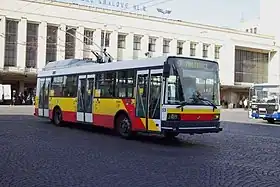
[163,39,170,53]
[246,29,249,32]
[190,42,196,56]
[46,25,58,64]
[215,45,221,59]
[250,28,253,33]
[118,34,126,49]
[234,49,268,83]
[25,23,38,68]
[101,31,110,47]
[202,43,209,58]
[133,35,141,50]
[148,37,156,52]
[4,20,18,67]
[84,30,93,45]
[177,41,183,55]
[253,27,257,34]
[65,27,76,59]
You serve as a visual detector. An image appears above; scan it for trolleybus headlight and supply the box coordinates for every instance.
[167,113,180,121]
[213,114,220,120]
[275,105,279,110]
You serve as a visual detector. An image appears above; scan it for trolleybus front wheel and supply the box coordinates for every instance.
[267,119,275,124]
[163,132,179,139]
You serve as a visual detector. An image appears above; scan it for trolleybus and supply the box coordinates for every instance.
[34,56,222,138]
[249,83,280,123]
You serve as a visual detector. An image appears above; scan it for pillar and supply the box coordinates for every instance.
[37,21,47,70]
[183,40,190,56]
[155,36,163,57]
[92,28,102,58]
[196,42,203,58]
[169,38,177,55]
[108,30,118,62]
[140,34,149,58]
[57,24,66,60]
[208,44,215,60]
[0,16,6,70]
[75,26,84,59]
[17,18,27,69]
[124,32,134,60]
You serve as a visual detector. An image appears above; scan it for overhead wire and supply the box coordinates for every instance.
[1,0,176,62]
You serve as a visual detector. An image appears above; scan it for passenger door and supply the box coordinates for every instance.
[38,77,51,117]
[135,69,163,132]
[76,74,95,123]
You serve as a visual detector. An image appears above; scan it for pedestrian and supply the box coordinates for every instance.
[243,98,248,110]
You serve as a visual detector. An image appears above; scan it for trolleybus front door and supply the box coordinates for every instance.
[38,77,51,117]
[135,69,163,132]
[77,74,95,123]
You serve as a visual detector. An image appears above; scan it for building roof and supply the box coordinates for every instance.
[28,0,274,39]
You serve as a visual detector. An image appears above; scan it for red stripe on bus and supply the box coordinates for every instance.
[93,114,114,129]
[181,114,214,121]
[62,111,76,123]
[34,108,38,116]
[121,99,146,131]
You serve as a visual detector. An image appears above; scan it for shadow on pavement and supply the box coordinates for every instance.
[0,113,210,148]
[65,122,207,148]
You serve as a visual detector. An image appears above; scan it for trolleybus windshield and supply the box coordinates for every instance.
[165,57,220,106]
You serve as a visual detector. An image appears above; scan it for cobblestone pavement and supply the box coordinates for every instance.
[0,108,280,186]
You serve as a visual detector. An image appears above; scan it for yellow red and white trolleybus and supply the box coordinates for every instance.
[34,56,222,138]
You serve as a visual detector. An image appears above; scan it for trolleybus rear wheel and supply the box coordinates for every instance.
[53,108,63,126]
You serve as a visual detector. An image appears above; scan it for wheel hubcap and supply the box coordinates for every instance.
[55,111,61,124]
[120,118,130,134]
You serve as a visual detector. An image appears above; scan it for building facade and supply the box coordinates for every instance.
[0,0,279,106]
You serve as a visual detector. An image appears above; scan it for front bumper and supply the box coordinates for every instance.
[161,120,222,134]
[263,112,280,120]
[251,112,280,120]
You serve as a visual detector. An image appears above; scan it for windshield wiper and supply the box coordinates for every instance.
[195,97,217,111]
[176,101,192,108]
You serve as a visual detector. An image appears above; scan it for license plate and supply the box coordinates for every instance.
[259,108,266,111]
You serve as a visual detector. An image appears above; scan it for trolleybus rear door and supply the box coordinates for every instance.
[77,74,95,123]
[38,77,51,117]
[135,69,163,132]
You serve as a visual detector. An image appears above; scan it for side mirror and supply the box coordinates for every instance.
[163,63,170,78]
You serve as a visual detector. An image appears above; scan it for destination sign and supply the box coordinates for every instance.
[55,0,147,12]
[173,58,218,71]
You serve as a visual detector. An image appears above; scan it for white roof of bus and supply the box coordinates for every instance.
[38,56,168,77]
[38,56,217,78]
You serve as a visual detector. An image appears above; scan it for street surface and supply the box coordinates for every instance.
[1,106,280,186]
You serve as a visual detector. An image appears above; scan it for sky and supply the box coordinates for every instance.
[57,0,260,28]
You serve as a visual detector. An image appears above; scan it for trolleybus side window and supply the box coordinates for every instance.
[136,74,148,118]
[63,75,78,97]
[149,73,162,119]
[115,69,135,98]
[96,72,116,97]
[39,78,45,108]
[51,76,64,97]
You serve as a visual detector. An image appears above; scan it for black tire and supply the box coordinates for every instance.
[163,132,179,139]
[267,119,275,124]
[116,114,134,139]
[53,108,63,126]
